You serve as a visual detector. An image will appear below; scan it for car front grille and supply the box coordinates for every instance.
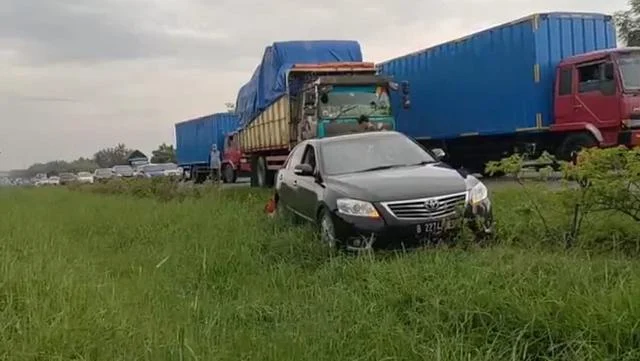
[381,192,467,220]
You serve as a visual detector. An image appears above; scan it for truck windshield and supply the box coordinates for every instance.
[319,85,391,119]
[618,54,640,90]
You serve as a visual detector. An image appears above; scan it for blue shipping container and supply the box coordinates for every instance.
[377,12,616,140]
[175,113,240,166]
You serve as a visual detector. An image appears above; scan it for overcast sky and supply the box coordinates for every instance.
[0,0,626,170]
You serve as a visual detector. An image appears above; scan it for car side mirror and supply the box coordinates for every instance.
[431,148,446,160]
[294,164,314,176]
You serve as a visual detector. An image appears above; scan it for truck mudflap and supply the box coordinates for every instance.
[618,129,640,147]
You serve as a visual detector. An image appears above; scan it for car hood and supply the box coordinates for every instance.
[325,163,468,202]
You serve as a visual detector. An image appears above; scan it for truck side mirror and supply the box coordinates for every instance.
[401,81,410,95]
[604,63,614,80]
[402,95,411,109]
[600,80,616,96]
[303,107,316,116]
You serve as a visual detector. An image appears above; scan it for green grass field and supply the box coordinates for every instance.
[1,186,640,360]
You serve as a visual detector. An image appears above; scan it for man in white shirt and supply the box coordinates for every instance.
[209,144,221,183]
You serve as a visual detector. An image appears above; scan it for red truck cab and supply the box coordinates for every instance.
[552,47,640,158]
[221,131,251,183]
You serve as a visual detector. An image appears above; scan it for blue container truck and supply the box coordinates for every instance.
[175,112,240,183]
[377,12,639,173]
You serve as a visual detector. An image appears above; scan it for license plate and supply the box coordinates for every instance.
[416,219,453,235]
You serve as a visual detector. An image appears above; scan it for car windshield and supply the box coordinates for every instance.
[96,169,112,175]
[618,53,640,90]
[113,166,132,172]
[60,173,74,178]
[78,172,91,177]
[320,133,437,176]
[318,85,391,119]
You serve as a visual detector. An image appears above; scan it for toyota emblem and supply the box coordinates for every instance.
[424,199,441,211]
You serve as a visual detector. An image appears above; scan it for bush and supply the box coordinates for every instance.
[69,177,216,202]
[487,147,640,254]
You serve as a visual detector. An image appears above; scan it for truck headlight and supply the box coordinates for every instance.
[336,198,380,218]
[465,176,488,205]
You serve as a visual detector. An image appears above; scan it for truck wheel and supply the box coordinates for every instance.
[194,168,208,184]
[256,156,267,187]
[557,133,597,163]
[222,164,236,184]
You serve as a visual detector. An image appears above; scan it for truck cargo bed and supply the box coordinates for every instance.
[175,113,239,166]
[377,12,616,140]
[238,96,291,153]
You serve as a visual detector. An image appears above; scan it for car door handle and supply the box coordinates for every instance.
[292,180,298,187]
[573,104,583,108]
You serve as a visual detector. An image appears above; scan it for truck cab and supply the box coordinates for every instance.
[296,74,410,141]
[553,47,640,156]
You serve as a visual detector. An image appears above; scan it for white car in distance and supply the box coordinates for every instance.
[76,171,94,184]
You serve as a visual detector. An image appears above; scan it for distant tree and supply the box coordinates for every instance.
[150,143,176,164]
[93,143,132,168]
[21,157,99,178]
[615,1,640,46]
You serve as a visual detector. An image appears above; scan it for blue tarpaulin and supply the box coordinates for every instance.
[235,40,363,126]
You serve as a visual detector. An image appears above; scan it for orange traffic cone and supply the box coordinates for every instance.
[264,198,276,217]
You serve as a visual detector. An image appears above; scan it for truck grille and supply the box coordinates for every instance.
[381,192,467,220]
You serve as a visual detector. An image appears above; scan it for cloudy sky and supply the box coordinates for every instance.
[0,0,626,169]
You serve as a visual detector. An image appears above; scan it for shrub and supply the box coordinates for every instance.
[486,147,640,254]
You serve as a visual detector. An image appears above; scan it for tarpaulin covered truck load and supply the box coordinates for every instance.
[234,40,364,127]
[223,40,411,187]
[175,113,239,183]
[378,12,637,173]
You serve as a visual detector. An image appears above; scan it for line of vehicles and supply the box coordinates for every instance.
[176,12,638,186]
[173,12,640,250]
[32,163,182,186]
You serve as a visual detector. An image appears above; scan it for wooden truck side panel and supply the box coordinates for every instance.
[238,96,291,153]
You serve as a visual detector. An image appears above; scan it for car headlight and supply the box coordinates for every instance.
[466,177,488,205]
[336,198,380,218]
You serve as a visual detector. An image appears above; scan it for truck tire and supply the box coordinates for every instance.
[193,167,208,184]
[221,164,236,184]
[557,133,598,163]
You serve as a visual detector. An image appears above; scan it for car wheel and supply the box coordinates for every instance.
[318,208,340,254]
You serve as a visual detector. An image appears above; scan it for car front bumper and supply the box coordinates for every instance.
[331,198,493,251]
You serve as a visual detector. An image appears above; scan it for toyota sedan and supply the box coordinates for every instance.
[273,131,493,251]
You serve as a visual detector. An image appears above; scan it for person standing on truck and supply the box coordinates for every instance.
[209,144,221,184]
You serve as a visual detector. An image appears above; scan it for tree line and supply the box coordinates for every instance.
[10,143,176,178]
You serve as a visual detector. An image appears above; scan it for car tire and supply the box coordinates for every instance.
[318,208,340,255]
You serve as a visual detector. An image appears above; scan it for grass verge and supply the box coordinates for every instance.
[1,186,639,360]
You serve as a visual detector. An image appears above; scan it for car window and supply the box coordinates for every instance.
[301,145,317,172]
[285,143,306,170]
[320,133,436,176]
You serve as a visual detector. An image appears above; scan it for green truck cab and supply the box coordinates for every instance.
[298,75,409,140]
